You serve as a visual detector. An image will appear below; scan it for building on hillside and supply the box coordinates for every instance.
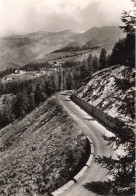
[6,78,12,81]
[15,70,26,74]
[41,71,46,74]
[53,62,63,68]
[32,73,40,77]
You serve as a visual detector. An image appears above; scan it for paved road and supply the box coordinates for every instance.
[55,91,122,196]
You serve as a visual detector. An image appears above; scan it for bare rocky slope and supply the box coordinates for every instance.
[0,26,124,70]
[76,65,135,127]
[0,96,86,196]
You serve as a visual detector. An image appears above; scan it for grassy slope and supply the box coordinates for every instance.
[0,96,86,196]
[44,49,91,64]
[29,40,117,66]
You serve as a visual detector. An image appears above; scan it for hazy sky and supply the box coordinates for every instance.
[0,0,133,36]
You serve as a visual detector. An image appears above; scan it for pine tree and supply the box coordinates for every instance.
[95,123,135,195]
[99,48,107,70]
[106,54,111,67]
[110,4,135,68]
[53,70,59,92]
[0,104,15,128]
[92,55,99,72]
[66,72,74,90]
[80,64,86,80]
[87,54,93,76]
[28,93,35,111]
[13,92,29,118]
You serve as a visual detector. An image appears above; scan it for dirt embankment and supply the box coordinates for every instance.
[0,96,86,196]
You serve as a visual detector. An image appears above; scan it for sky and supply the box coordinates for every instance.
[0,0,134,36]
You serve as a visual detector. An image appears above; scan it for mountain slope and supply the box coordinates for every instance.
[76,65,135,126]
[64,41,83,48]
[83,39,100,48]
[0,96,86,196]
[76,26,125,43]
[0,26,124,71]
[0,30,75,70]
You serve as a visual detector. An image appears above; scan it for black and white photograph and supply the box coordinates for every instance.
[0,0,135,195]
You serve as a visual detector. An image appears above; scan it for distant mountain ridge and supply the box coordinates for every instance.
[77,26,125,43]
[0,26,125,71]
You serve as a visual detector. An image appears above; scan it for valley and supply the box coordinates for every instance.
[0,19,135,196]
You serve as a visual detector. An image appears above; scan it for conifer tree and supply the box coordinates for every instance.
[92,55,99,72]
[13,92,29,118]
[110,2,135,68]
[87,54,93,76]
[99,48,107,70]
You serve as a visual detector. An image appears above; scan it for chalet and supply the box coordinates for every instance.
[53,62,63,68]
[35,73,40,77]
[15,70,26,74]
[6,78,12,81]
[32,73,40,77]
[41,71,46,74]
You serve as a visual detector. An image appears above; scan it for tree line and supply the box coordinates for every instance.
[53,44,100,53]
[0,71,62,128]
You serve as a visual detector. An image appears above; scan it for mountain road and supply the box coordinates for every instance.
[54,91,124,196]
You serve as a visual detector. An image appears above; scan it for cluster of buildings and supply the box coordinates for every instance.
[3,64,63,82]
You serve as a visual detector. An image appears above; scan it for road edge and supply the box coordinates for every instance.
[51,136,94,196]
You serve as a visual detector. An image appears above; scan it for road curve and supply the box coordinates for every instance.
[55,91,117,196]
